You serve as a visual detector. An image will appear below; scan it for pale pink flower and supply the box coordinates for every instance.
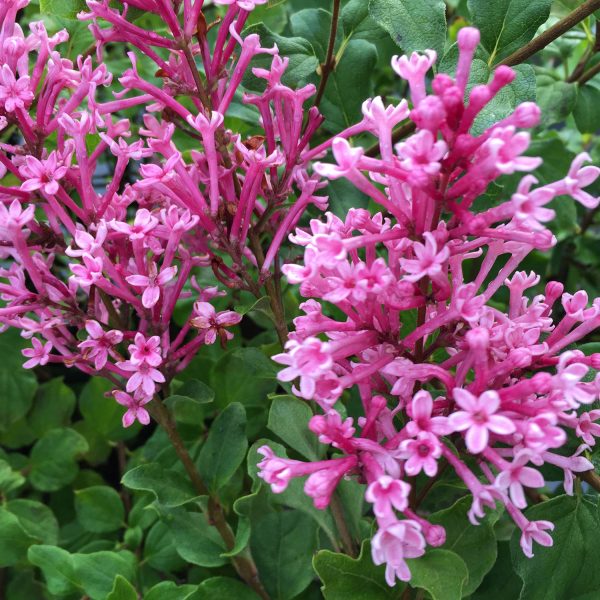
[126,263,177,309]
[520,520,554,558]
[398,432,442,477]
[314,137,363,179]
[78,320,123,370]
[449,389,516,453]
[189,302,242,344]
[365,476,410,518]
[561,152,600,209]
[495,451,544,509]
[0,64,33,112]
[120,360,165,396]
[22,337,52,369]
[405,390,452,437]
[110,209,158,240]
[114,390,151,427]
[69,255,104,289]
[371,520,426,585]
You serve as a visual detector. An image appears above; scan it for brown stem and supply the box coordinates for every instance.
[151,400,270,600]
[499,0,600,67]
[577,59,600,85]
[581,469,600,492]
[581,205,600,233]
[180,42,213,111]
[313,0,341,108]
[329,494,358,557]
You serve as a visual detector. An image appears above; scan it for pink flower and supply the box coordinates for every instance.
[554,354,594,408]
[314,137,363,179]
[511,176,555,230]
[213,0,268,10]
[120,360,165,396]
[69,254,104,289]
[114,391,151,428]
[371,520,426,586]
[0,199,35,233]
[0,64,33,112]
[110,209,158,240]
[365,476,410,518]
[256,446,301,493]
[405,390,452,437]
[449,389,516,453]
[561,152,600,209]
[495,451,544,509]
[400,232,449,283]
[395,130,447,176]
[22,337,52,369]
[273,337,333,400]
[78,320,123,370]
[19,152,68,196]
[126,263,177,309]
[520,520,554,558]
[189,302,242,344]
[576,410,600,446]
[398,432,442,477]
[128,333,162,367]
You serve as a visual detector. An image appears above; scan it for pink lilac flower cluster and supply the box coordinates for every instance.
[257,27,600,586]
[0,0,325,426]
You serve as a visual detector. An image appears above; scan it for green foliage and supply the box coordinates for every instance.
[74,486,125,533]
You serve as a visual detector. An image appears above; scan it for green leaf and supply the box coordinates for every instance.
[40,0,87,19]
[467,0,553,64]
[28,545,80,597]
[471,542,523,600]
[144,520,187,571]
[251,510,319,600]
[166,379,215,425]
[193,576,262,600]
[211,347,278,409]
[406,549,468,600]
[510,495,600,600]
[198,402,248,493]
[320,39,378,133]
[0,508,36,567]
[73,551,136,600]
[314,542,405,599]
[28,377,76,437]
[28,427,89,491]
[290,9,339,61]
[429,496,498,594]
[74,486,125,533]
[121,462,199,507]
[536,74,577,128]
[268,395,321,460]
[0,458,25,494]
[80,377,134,440]
[106,575,137,600]
[0,330,38,433]
[145,582,198,600]
[573,85,600,133]
[171,509,228,568]
[368,0,447,56]
[342,0,388,43]
[6,499,59,545]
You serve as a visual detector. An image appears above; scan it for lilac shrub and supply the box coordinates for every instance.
[0,0,325,426]
[258,28,600,586]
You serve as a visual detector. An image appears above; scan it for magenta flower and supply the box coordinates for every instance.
[0,64,33,112]
[22,337,52,369]
[19,152,68,195]
[371,520,426,585]
[405,390,452,437]
[449,389,516,453]
[69,254,104,289]
[110,209,158,240]
[128,333,162,367]
[114,391,151,428]
[120,360,165,397]
[399,432,442,477]
[256,446,300,493]
[400,232,449,283]
[78,320,123,370]
[126,264,177,309]
[213,0,268,9]
[273,337,333,399]
[365,476,410,518]
[576,410,600,446]
[495,451,545,509]
[189,302,242,345]
[560,152,600,209]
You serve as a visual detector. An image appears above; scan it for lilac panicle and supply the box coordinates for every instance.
[259,27,600,585]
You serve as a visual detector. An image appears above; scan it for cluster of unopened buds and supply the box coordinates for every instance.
[257,27,600,586]
[0,0,326,424]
